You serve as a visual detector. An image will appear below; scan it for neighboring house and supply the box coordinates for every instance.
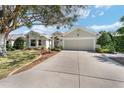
[7,31,51,49]
[51,28,98,51]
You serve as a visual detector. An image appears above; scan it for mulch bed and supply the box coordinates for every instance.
[11,51,59,75]
[109,57,124,65]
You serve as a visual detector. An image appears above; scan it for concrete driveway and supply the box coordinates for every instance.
[0,51,124,88]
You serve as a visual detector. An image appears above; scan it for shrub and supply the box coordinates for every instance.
[59,46,63,50]
[96,48,102,53]
[97,31,116,53]
[51,47,61,51]
[6,43,15,51]
[13,37,25,49]
[51,46,63,51]
[97,31,113,47]
[96,47,115,53]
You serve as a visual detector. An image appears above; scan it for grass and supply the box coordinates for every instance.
[0,50,40,79]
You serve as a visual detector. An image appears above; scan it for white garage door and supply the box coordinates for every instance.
[63,39,95,51]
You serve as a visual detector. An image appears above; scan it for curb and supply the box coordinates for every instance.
[8,55,42,76]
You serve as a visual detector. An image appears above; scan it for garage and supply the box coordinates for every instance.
[63,38,95,51]
[62,28,97,51]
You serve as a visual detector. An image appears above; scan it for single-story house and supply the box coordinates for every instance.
[51,28,98,51]
[8,27,98,51]
[7,31,51,49]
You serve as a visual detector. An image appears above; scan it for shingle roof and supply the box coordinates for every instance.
[8,30,51,41]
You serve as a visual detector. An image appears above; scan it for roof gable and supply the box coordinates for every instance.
[63,28,97,38]
[52,31,63,38]
[26,31,50,39]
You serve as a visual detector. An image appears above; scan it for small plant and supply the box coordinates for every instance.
[41,46,45,50]
[96,47,115,54]
[51,46,63,51]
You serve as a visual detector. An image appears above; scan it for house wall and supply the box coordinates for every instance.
[26,31,48,48]
[51,37,63,49]
[64,29,96,38]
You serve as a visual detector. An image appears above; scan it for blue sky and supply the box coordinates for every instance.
[11,5,124,35]
[77,5,124,26]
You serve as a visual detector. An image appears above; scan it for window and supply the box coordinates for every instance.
[31,39,36,46]
[38,40,42,46]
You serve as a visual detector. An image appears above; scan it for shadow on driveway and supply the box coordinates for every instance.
[93,55,123,67]
[93,55,108,63]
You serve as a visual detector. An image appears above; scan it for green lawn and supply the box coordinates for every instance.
[0,50,40,79]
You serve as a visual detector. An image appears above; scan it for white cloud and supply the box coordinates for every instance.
[91,11,104,18]
[88,22,123,32]
[98,11,104,16]
[95,5,112,9]
[78,9,91,18]
[31,25,57,35]
[31,25,69,35]
[91,14,96,18]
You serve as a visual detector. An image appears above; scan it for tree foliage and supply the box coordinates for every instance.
[116,27,124,34]
[0,5,87,35]
[120,16,124,22]
[112,16,124,52]
[97,31,113,47]
[97,31,115,53]
[114,36,124,52]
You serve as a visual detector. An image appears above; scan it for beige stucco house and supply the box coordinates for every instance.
[51,28,98,51]
[8,28,98,51]
[8,31,51,49]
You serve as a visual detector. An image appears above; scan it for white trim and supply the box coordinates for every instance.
[93,39,96,51]
[52,39,54,48]
[62,39,64,48]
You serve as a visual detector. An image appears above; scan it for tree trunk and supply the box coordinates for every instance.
[0,33,7,56]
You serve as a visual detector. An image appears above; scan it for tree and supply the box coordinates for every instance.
[113,16,124,52]
[0,5,87,55]
[116,27,124,34]
[120,16,124,22]
[114,35,124,52]
[97,31,115,53]
[97,31,113,47]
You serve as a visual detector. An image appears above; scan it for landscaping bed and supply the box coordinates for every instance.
[0,50,58,80]
[10,51,58,75]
